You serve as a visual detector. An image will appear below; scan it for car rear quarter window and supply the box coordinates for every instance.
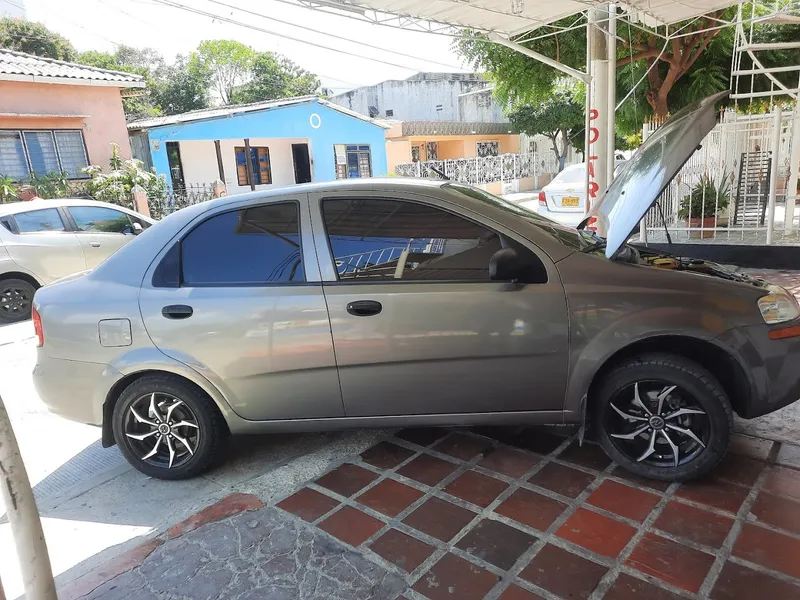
[181,202,305,286]
[321,197,546,283]
[14,208,66,233]
[69,206,134,234]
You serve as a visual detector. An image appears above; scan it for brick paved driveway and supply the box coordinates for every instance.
[80,425,800,599]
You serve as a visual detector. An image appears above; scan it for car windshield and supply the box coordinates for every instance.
[443,182,598,251]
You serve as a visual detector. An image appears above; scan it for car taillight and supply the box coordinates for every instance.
[538,191,547,206]
[32,306,43,347]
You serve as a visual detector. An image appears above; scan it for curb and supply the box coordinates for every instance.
[57,492,264,600]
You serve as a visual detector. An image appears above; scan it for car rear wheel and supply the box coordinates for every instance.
[112,374,226,480]
[593,353,732,482]
[0,278,36,324]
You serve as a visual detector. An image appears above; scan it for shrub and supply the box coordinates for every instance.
[83,143,167,207]
[678,174,730,220]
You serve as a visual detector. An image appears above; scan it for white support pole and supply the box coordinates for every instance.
[766,106,782,245]
[785,101,800,234]
[606,3,617,185]
[0,395,57,600]
[586,7,610,234]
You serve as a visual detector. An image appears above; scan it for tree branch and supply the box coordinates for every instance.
[617,49,663,67]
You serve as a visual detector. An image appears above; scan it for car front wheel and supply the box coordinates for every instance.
[112,374,226,480]
[593,353,732,482]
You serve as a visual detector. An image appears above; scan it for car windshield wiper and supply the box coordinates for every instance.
[581,238,607,253]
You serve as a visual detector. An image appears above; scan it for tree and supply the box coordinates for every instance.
[193,40,255,104]
[77,47,160,122]
[231,51,319,104]
[455,8,800,133]
[508,92,584,170]
[150,54,211,115]
[0,17,76,61]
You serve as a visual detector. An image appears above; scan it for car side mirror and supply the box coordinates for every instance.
[489,248,522,282]
[132,222,143,235]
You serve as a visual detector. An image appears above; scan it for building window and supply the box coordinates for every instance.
[334,145,372,179]
[477,141,500,157]
[426,142,438,161]
[385,109,394,117]
[0,129,89,180]
[411,145,422,162]
[234,146,272,186]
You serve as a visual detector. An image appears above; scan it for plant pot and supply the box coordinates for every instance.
[686,216,716,239]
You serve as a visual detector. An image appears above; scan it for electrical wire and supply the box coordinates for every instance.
[204,0,464,70]
[149,0,459,73]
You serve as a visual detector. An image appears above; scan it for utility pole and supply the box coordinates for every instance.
[0,394,57,600]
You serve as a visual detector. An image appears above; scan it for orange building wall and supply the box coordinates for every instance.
[0,81,133,170]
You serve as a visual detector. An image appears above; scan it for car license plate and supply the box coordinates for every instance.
[561,196,579,207]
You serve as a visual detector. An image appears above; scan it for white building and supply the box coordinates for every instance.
[329,72,508,122]
[0,0,25,18]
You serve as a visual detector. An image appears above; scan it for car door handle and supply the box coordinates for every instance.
[89,242,101,247]
[162,304,193,319]
[346,300,382,317]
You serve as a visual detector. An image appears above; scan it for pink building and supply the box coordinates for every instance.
[0,49,145,181]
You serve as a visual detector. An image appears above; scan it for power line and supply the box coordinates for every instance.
[205,0,464,70]
[149,0,456,73]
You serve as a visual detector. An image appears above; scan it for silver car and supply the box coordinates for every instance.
[33,92,800,481]
[0,198,153,323]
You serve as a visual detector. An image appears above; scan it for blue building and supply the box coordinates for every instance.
[127,96,388,194]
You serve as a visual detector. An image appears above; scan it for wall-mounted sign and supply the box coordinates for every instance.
[309,113,321,129]
[151,139,160,151]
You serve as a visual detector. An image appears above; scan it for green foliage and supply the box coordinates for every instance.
[455,7,799,137]
[193,40,255,104]
[231,51,319,104]
[0,174,17,203]
[83,144,167,207]
[508,91,584,167]
[150,54,211,115]
[0,17,76,61]
[679,174,730,220]
[455,17,586,108]
[0,171,74,201]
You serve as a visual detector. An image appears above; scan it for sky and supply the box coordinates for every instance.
[11,0,471,94]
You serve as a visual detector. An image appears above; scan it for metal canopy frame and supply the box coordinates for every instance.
[290,0,797,230]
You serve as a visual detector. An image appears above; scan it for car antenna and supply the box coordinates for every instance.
[428,166,450,180]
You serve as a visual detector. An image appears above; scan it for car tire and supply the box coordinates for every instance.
[0,278,36,324]
[112,374,227,480]
[593,353,732,482]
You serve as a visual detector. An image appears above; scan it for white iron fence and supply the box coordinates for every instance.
[394,151,574,187]
[638,108,800,245]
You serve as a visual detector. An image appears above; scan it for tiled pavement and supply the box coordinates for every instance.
[75,426,800,599]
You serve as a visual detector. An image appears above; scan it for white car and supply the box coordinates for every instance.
[521,161,627,227]
[0,198,154,323]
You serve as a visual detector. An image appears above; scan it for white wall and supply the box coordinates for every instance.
[178,138,310,194]
[459,89,507,123]
[330,78,491,121]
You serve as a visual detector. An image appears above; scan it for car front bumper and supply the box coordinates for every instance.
[716,323,800,419]
[33,352,121,426]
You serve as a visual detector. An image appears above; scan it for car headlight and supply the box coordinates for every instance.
[758,285,800,325]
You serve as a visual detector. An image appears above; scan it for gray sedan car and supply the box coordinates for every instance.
[33,92,800,481]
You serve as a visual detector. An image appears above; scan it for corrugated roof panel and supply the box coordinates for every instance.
[0,49,145,86]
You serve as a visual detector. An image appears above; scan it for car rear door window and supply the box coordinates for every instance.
[322,198,504,282]
[14,208,66,233]
[181,202,304,285]
[69,206,134,234]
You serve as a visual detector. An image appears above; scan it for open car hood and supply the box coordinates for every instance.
[586,91,729,258]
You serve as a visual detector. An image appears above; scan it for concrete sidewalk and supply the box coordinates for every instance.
[60,424,800,600]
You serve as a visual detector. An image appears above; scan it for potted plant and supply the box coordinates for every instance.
[678,174,730,239]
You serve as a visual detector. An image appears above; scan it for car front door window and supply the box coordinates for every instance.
[68,206,134,234]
